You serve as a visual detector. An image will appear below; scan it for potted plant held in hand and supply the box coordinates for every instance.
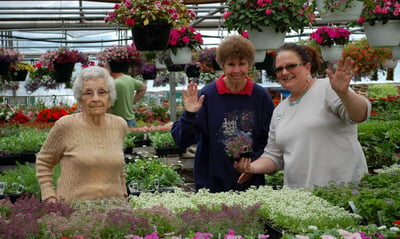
[223,0,315,50]
[224,132,253,162]
[310,25,350,62]
[105,0,196,51]
[168,26,203,65]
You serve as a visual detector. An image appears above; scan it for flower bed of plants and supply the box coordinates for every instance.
[1,179,399,238]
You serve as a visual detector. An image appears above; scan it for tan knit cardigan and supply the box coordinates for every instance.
[36,113,128,203]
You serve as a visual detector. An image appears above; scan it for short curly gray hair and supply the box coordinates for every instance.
[73,66,117,104]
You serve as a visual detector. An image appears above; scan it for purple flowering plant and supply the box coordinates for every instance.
[0,48,23,63]
[224,132,253,159]
[310,26,351,47]
[198,47,217,64]
[140,61,156,74]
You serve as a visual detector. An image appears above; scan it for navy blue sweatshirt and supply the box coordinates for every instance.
[171,77,274,192]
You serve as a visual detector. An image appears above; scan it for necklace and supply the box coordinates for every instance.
[289,89,308,106]
[289,80,311,107]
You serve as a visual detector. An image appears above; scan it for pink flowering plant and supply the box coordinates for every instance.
[168,26,203,55]
[38,47,89,67]
[97,44,141,63]
[223,0,316,33]
[358,0,400,25]
[0,48,23,63]
[310,26,351,47]
[224,132,253,160]
[104,0,196,28]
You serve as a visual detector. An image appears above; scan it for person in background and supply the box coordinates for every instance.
[234,43,371,189]
[107,63,147,128]
[171,35,274,193]
[36,66,128,204]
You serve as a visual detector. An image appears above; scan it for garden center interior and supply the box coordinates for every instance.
[0,1,399,238]
[0,0,399,109]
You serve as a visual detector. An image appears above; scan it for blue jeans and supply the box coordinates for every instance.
[126,119,137,128]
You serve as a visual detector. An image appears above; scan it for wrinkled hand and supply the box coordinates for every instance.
[233,157,254,184]
[326,57,355,95]
[237,173,253,184]
[182,82,205,113]
[45,197,57,203]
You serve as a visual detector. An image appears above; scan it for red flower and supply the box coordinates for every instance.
[34,107,72,123]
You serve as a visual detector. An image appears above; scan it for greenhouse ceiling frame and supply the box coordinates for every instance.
[0,0,226,57]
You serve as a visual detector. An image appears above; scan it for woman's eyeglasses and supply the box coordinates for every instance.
[275,63,305,74]
[83,89,109,98]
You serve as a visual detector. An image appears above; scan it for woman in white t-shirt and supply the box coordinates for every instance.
[234,43,370,189]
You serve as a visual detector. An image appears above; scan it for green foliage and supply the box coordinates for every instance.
[370,96,400,121]
[124,131,137,148]
[368,84,399,98]
[265,171,284,189]
[150,131,176,148]
[312,164,400,227]
[125,156,184,192]
[358,120,400,170]
[0,126,49,154]
[0,162,61,198]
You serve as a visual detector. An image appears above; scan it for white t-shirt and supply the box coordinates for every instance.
[263,78,370,189]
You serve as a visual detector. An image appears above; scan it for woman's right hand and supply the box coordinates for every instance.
[182,83,204,113]
[44,197,57,203]
[234,157,254,184]
[233,157,253,174]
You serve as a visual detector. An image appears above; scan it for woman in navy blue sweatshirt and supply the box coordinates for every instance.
[171,35,274,192]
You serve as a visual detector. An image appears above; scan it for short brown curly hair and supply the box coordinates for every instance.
[215,35,255,69]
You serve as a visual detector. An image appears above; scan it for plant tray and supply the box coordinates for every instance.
[264,221,283,239]
[0,152,36,166]
[155,147,186,157]
[129,187,175,196]
[133,139,152,147]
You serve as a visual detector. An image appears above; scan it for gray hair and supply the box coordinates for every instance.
[73,66,117,104]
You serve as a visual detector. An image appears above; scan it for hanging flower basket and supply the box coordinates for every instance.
[53,62,75,83]
[142,72,157,80]
[392,46,400,60]
[0,61,10,76]
[247,26,286,50]
[320,45,344,62]
[254,50,267,63]
[315,0,364,23]
[363,20,400,47]
[166,64,185,72]
[132,24,172,51]
[212,59,221,71]
[108,61,130,73]
[10,70,28,81]
[185,65,200,78]
[170,47,193,65]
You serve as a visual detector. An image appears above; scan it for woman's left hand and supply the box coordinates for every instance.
[326,57,355,95]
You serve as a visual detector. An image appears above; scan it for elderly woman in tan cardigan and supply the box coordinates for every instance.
[36,66,128,203]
